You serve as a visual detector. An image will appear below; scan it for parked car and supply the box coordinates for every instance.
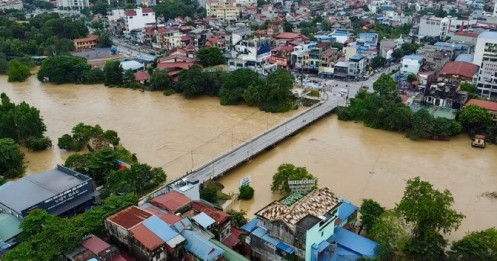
[472,135,486,148]
[361,86,369,90]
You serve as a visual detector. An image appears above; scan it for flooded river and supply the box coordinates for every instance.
[2,75,497,240]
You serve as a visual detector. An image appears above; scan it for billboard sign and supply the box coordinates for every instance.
[288,179,316,192]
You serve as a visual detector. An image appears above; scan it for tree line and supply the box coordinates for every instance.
[0,93,51,181]
[338,74,497,143]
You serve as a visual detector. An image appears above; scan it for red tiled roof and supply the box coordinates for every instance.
[275,32,301,39]
[130,223,164,251]
[82,236,110,255]
[222,227,245,248]
[439,61,478,79]
[74,34,99,43]
[125,10,137,16]
[134,71,150,81]
[157,62,194,70]
[191,201,230,225]
[466,99,497,112]
[455,31,478,38]
[107,206,152,230]
[142,7,154,13]
[185,43,196,51]
[159,55,194,63]
[151,191,192,212]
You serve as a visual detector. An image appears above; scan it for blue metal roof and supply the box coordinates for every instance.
[434,42,465,50]
[332,246,362,261]
[241,218,258,233]
[181,230,224,261]
[350,54,364,61]
[312,241,331,261]
[193,212,215,229]
[331,228,378,257]
[402,55,424,61]
[276,241,295,254]
[251,227,267,238]
[143,216,179,242]
[338,201,358,221]
[174,218,192,232]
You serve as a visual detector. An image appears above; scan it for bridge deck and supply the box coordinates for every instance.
[143,91,340,201]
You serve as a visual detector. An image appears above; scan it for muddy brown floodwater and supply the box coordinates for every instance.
[2,75,497,240]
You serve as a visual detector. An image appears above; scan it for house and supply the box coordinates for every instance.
[439,61,478,84]
[191,201,231,241]
[154,27,185,50]
[181,230,225,261]
[74,35,99,51]
[330,227,378,260]
[348,54,367,78]
[416,45,451,72]
[335,200,358,230]
[157,54,196,81]
[401,55,424,75]
[64,235,124,261]
[380,39,396,61]
[465,99,497,121]
[151,191,192,214]
[124,8,156,39]
[105,206,186,261]
[228,36,276,75]
[134,71,150,84]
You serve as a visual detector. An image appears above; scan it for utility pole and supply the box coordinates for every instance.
[190,151,194,170]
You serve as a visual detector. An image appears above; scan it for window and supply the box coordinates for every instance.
[404,65,408,68]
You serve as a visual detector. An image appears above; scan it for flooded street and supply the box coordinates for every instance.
[2,75,497,240]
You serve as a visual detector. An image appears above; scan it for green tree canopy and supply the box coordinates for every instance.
[359,199,385,234]
[459,82,478,94]
[271,163,317,194]
[197,47,225,67]
[369,210,410,260]
[176,65,211,98]
[0,138,25,179]
[227,209,248,228]
[149,70,172,91]
[371,56,387,69]
[220,68,260,105]
[407,109,434,140]
[397,177,465,259]
[458,104,492,135]
[58,123,120,152]
[450,228,497,260]
[104,60,123,86]
[373,74,397,96]
[105,163,167,196]
[392,48,405,61]
[283,19,293,32]
[7,60,30,82]
[239,185,254,200]
[37,55,91,84]
[83,68,105,84]
[200,182,219,204]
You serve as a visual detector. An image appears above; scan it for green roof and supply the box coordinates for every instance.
[280,191,310,206]
[210,239,249,261]
[0,213,22,241]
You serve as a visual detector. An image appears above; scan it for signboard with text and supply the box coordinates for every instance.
[288,179,316,193]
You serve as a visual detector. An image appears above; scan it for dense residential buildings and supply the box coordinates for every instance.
[206,0,241,22]
[124,8,156,38]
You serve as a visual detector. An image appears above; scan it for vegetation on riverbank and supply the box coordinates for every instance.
[338,74,497,143]
[359,177,497,260]
[61,123,166,197]
[271,163,318,194]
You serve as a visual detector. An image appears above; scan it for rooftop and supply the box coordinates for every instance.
[331,227,378,258]
[107,206,152,230]
[151,191,191,212]
[192,212,215,229]
[0,213,21,241]
[275,32,302,39]
[0,165,92,216]
[402,55,424,61]
[478,31,497,41]
[191,201,230,225]
[256,187,341,228]
[81,236,110,255]
[181,230,224,260]
[466,99,497,112]
[74,34,99,43]
[439,61,478,79]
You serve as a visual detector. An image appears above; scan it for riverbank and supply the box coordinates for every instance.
[218,115,497,241]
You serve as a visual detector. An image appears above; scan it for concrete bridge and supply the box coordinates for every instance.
[142,91,343,201]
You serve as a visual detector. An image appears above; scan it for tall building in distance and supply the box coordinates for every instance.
[473,31,497,99]
[56,0,89,10]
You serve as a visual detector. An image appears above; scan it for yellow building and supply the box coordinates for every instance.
[206,0,240,21]
[74,34,99,51]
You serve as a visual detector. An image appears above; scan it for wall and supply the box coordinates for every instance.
[305,210,338,261]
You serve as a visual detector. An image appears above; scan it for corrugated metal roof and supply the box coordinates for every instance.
[338,201,358,221]
[332,227,378,257]
[82,236,110,255]
[143,216,180,242]
[193,212,215,229]
[151,191,191,212]
[166,234,186,248]
[241,218,258,233]
[130,224,164,251]
[174,218,192,232]
[181,230,224,261]
[107,206,152,229]
[210,239,249,261]
[191,201,230,225]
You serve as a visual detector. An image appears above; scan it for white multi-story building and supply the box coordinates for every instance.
[418,16,450,40]
[206,0,240,21]
[473,31,497,99]
[0,0,23,10]
[401,55,424,75]
[124,8,156,37]
[235,0,255,6]
[228,35,276,75]
[57,0,89,10]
